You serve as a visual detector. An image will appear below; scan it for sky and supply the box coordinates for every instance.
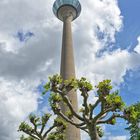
[0,0,140,140]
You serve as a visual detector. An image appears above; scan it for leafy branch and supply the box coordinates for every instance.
[18,113,67,140]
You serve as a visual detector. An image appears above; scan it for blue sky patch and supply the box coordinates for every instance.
[15,31,34,42]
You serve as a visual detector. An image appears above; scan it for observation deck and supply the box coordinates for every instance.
[53,0,81,21]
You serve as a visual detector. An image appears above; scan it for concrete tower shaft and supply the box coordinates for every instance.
[53,0,81,140]
[60,12,81,140]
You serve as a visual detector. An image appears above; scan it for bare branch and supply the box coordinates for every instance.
[22,130,40,140]
[90,99,100,119]
[43,125,56,139]
[39,124,45,135]
[97,113,125,124]
[60,94,84,121]
[31,120,43,139]
[80,128,89,133]
[94,106,115,122]
[56,109,86,128]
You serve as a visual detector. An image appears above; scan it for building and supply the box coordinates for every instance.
[53,0,81,140]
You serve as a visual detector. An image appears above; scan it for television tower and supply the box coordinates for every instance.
[53,0,81,140]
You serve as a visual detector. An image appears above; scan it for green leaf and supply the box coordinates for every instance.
[78,77,93,92]
[44,82,50,91]
[96,79,112,96]
[96,126,104,137]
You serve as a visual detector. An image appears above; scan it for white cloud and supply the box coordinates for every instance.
[0,78,38,140]
[77,48,140,84]
[73,0,122,56]
[108,136,127,140]
[74,1,140,85]
[0,0,124,81]
[134,36,140,54]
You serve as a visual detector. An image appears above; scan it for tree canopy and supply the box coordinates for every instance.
[19,74,140,140]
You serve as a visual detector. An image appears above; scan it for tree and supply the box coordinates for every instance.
[19,75,140,140]
[42,74,140,140]
[18,113,66,140]
[126,102,140,140]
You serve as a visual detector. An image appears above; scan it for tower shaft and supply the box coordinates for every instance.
[60,14,81,140]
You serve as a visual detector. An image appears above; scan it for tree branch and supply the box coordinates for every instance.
[90,99,100,119]
[43,125,56,139]
[94,106,115,122]
[31,121,42,139]
[80,127,89,133]
[22,130,40,140]
[60,93,84,121]
[56,109,86,128]
[39,124,45,135]
[97,113,125,124]
[82,90,89,115]
[81,91,91,123]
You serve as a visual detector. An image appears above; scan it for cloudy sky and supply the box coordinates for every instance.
[0,0,140,140]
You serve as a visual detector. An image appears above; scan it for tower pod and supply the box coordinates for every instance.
[53,0,81,21]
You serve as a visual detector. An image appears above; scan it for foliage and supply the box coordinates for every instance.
[125,102,140,140]
[20,135,34,140]
[96,126,104,137]
[42,74,140,140]
[19,74,140,140]
[18,113,66,140]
